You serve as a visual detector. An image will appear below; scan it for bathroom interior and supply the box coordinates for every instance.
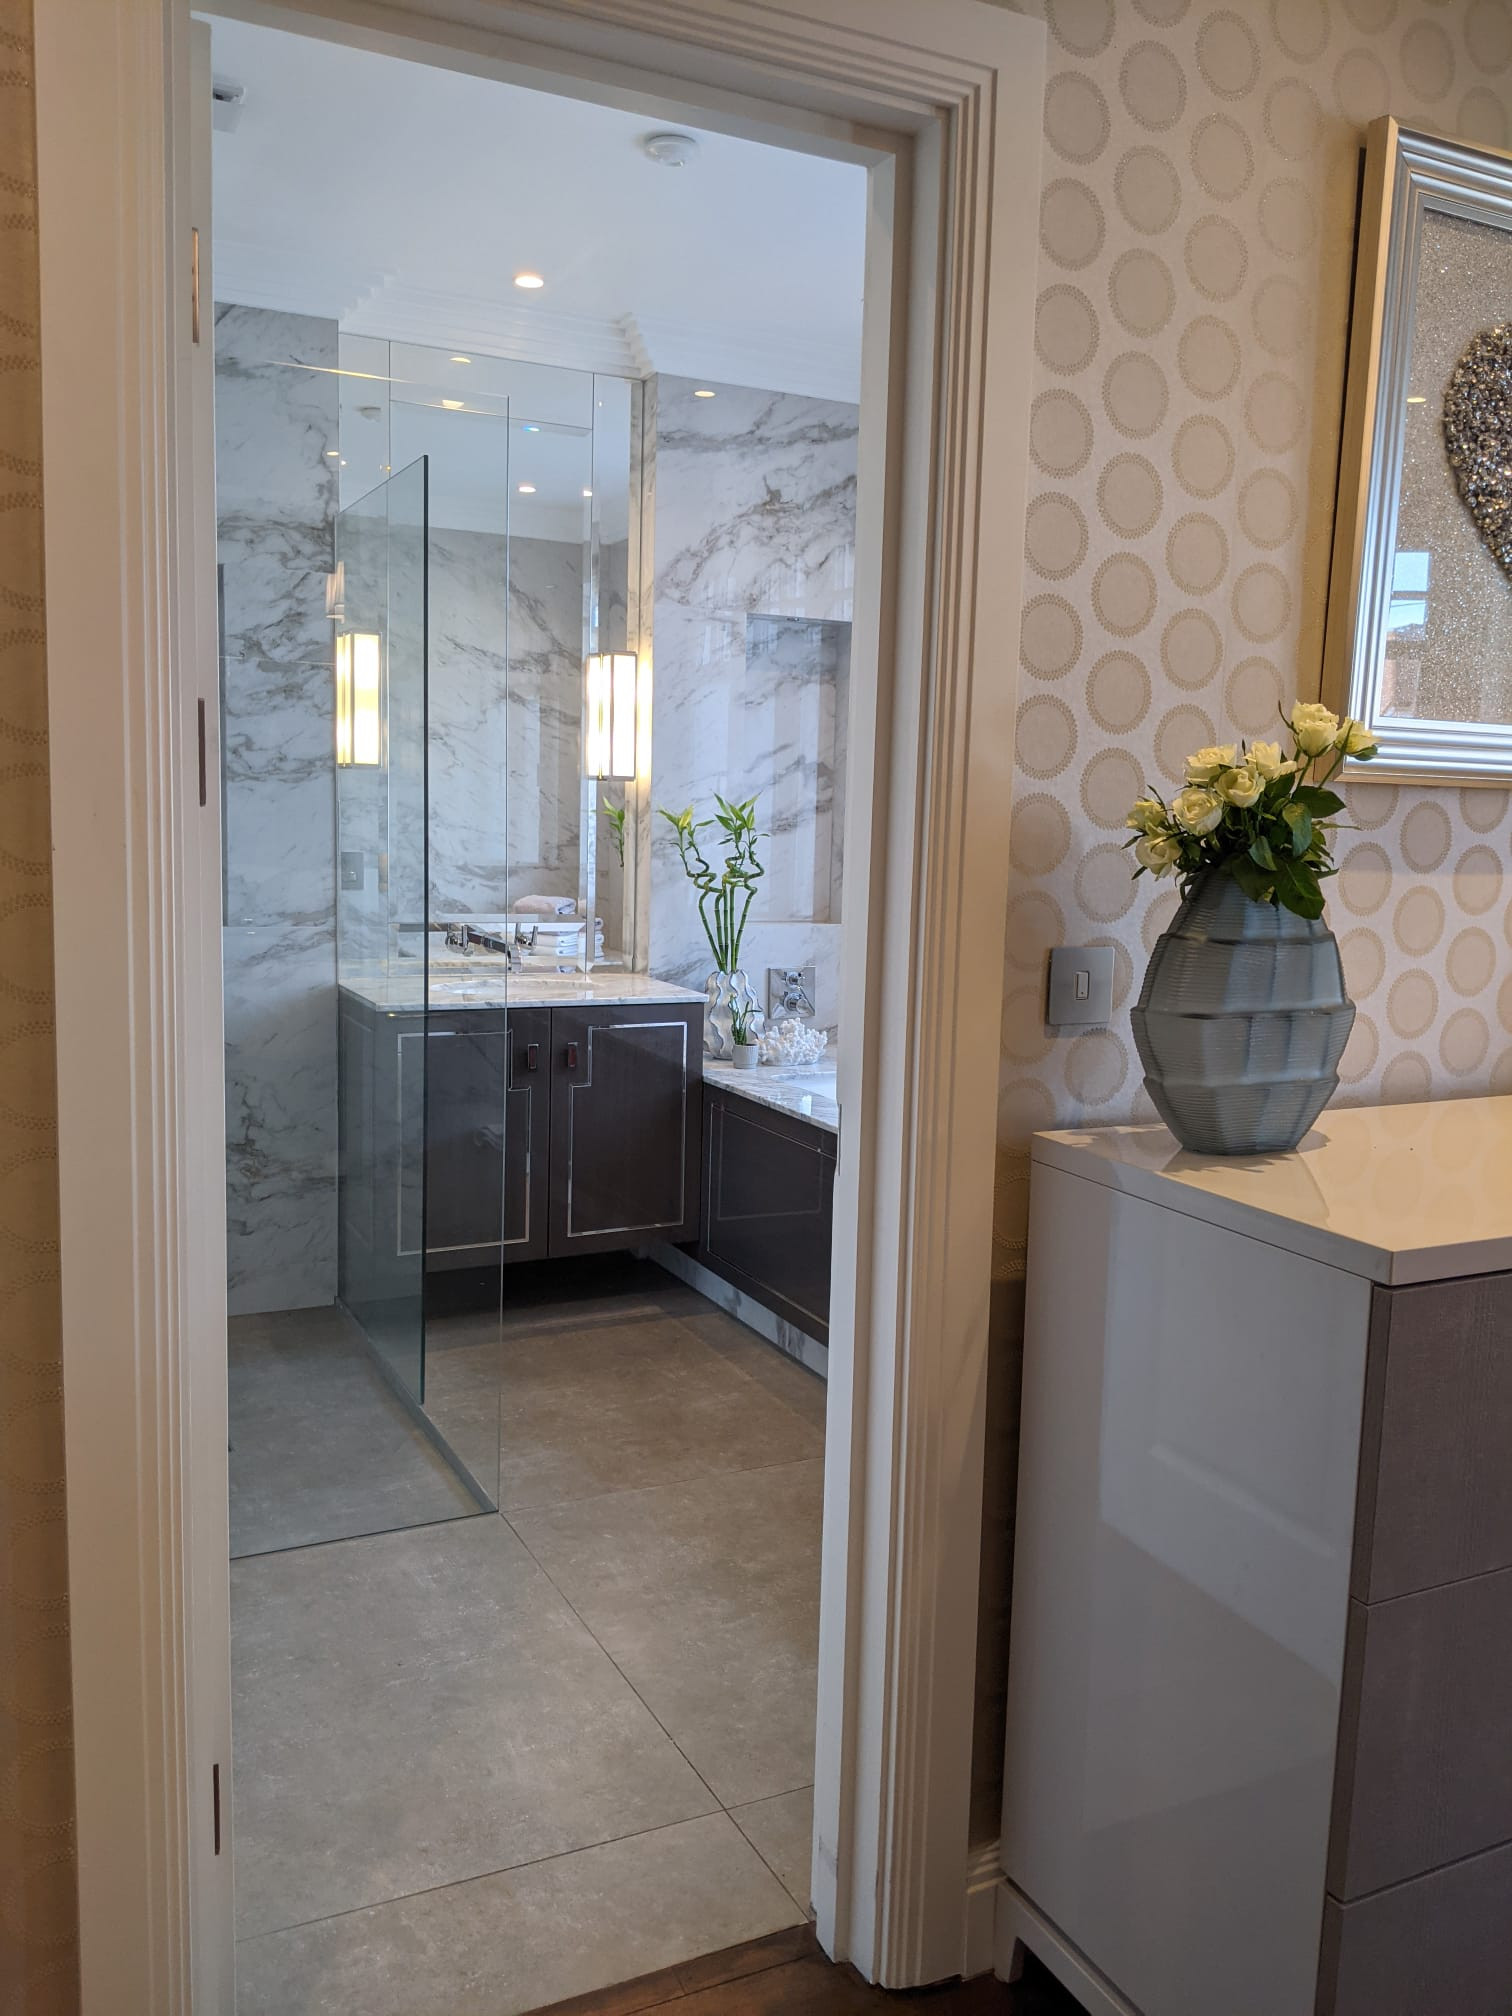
[211,18,865,2008]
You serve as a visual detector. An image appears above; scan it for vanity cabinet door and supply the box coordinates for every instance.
[424,1007,550,1269]
[698,1088,835,1342]
[547,1004,702,1256]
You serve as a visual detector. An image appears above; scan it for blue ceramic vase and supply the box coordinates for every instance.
[1131,871,1355,1156]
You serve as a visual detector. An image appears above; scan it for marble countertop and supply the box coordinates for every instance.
[339,965,704,1012]
[1034,1096,1512,1285]
[704,1057,840,1135]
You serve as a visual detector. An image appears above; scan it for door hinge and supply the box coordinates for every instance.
[212,1761,222,1855]
[191,227,201,344]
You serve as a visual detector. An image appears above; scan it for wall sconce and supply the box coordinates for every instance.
[335,631,382,767]
[585,652,638,779]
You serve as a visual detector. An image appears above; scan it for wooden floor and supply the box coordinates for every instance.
[533,1926,1085,2016]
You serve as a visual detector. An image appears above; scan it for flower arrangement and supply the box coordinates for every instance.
[657,793,766,972]
[1124,702,1378,920]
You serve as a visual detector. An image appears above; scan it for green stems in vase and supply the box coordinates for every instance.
[657,793,766,973]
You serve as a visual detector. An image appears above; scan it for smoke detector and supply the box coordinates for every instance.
[211,77,247,134]
[642,131,699,169]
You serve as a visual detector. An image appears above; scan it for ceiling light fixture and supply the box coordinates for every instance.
[513,271,545,290]
[643,131,699,169]
[693,388,716,399]
[450,355,471,364]
[325,449,339,457]
[583,488,593,498]
[517,483,536,494]
[441,398,464,410]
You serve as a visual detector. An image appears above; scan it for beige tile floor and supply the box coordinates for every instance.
[232,1269,826,2013]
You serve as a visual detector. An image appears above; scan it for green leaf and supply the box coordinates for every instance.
[1294,786,1345,817]
[1249,834,1278,871]
[1282,802,1313,856]
[1229,854,1273,904]
[1273,857,1325,919]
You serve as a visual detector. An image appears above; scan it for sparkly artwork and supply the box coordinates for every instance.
[1444,324,1512,584]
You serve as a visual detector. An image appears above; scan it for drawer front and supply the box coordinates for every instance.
[1329,1570,1512,1900]
[1354,1274,1512,1603]
[1318,1840,1512,2016]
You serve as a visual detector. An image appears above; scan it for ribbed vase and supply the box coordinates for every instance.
[703,967,761,1060]
[1131,871,1355,1156]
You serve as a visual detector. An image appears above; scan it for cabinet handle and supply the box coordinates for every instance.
[526,1042,539,1072]
[566,1041,580,1071]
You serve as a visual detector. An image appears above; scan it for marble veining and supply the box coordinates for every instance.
[704,1056,839,1136]
[218,305,340,1312]
[644,377,857,1033]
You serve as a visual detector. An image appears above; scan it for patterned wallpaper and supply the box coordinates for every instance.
[0,0,79,2005]
[993,0,1512,1276]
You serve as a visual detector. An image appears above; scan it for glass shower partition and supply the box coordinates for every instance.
[334,457,431,1411]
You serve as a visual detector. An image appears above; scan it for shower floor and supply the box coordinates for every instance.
[229,1266,825,2015]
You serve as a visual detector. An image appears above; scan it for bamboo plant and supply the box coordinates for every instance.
[657,793,766,974]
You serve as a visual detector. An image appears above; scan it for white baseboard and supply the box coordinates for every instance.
[994,1882,1140,2016]
[962,1842,1005,1979]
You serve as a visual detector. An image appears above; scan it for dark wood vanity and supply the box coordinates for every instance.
[695,1084,836,1344]
[338,992,703,1298]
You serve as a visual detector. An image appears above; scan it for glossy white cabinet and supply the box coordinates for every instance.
[1000,1099,1512,2016]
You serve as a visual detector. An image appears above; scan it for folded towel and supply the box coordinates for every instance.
[514,894,576,917]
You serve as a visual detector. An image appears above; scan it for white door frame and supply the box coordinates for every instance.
[33,1,1044,2007]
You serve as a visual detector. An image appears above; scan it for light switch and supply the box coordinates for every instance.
[1046,945,1115,1029]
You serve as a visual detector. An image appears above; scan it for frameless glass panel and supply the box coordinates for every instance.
[335,457,429,1411]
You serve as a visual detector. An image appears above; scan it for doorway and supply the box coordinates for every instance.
[33,2,1045,2006]
[213,27,862,2004]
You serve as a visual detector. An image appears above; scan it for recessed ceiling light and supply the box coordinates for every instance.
[441,398,464,410]
[325,449,339,457]
[523,423,541,433]
[514,271,545,290]
[450,355,471,364]
[693,388,716,399]
[517,483,536,494]
[583,488,593,498]
[1406,395,1426,404]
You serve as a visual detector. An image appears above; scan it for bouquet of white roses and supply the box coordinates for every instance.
[1124,701,1378,920]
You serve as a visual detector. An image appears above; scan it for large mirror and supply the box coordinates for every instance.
[1326,119,1512,785]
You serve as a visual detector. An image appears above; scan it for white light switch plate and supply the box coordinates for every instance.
[1046,945,1115,1029]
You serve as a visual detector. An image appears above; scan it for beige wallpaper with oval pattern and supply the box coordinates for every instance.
[0,0,78,2006]
[992,0,1512,1276]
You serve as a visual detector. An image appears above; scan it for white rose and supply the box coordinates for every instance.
[1290,701,1340,757]
[1172,785,1224,835]
[1134,833,1181,876]
[1185,743,1238,784]
[1248,739,1295,781]
[1125,796,1167,835]
[1218,764,1262,808]
[1336,717,1378,757]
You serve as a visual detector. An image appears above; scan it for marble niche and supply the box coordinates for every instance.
[643,376,858,1035]
[216,304,340,1315]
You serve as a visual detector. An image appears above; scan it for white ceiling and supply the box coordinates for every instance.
[208,17,868,402]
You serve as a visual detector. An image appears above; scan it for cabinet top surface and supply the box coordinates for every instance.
[705,1058,839,1135]
[340,966,704,1012]
[1035,1096,1512,1285]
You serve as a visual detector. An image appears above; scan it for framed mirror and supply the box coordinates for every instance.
[1325,119,1512,785]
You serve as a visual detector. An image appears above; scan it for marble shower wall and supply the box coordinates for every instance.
[645,376,859,1031]
[217,304,340,1315]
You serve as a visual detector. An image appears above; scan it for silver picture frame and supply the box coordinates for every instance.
[1324,118,1512,786]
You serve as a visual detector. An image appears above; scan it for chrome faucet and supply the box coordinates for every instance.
[442,922,515,968]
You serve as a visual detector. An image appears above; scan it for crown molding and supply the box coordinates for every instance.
[213,234,390,318]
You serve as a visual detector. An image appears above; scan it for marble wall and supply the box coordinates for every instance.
[644,375,859,1032]
[217,304,340,1314]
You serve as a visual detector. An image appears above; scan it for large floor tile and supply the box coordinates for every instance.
[670,1302,829,1434]
[232,1517,716,1938]
[229,1307,477,1556]
[495,1313,823,1512]
[510,1460,823,1808]
[730,1787,815,1916]
[235,1812,802,2016]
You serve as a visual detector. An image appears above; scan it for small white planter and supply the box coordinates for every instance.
[732,1041,761,1071]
